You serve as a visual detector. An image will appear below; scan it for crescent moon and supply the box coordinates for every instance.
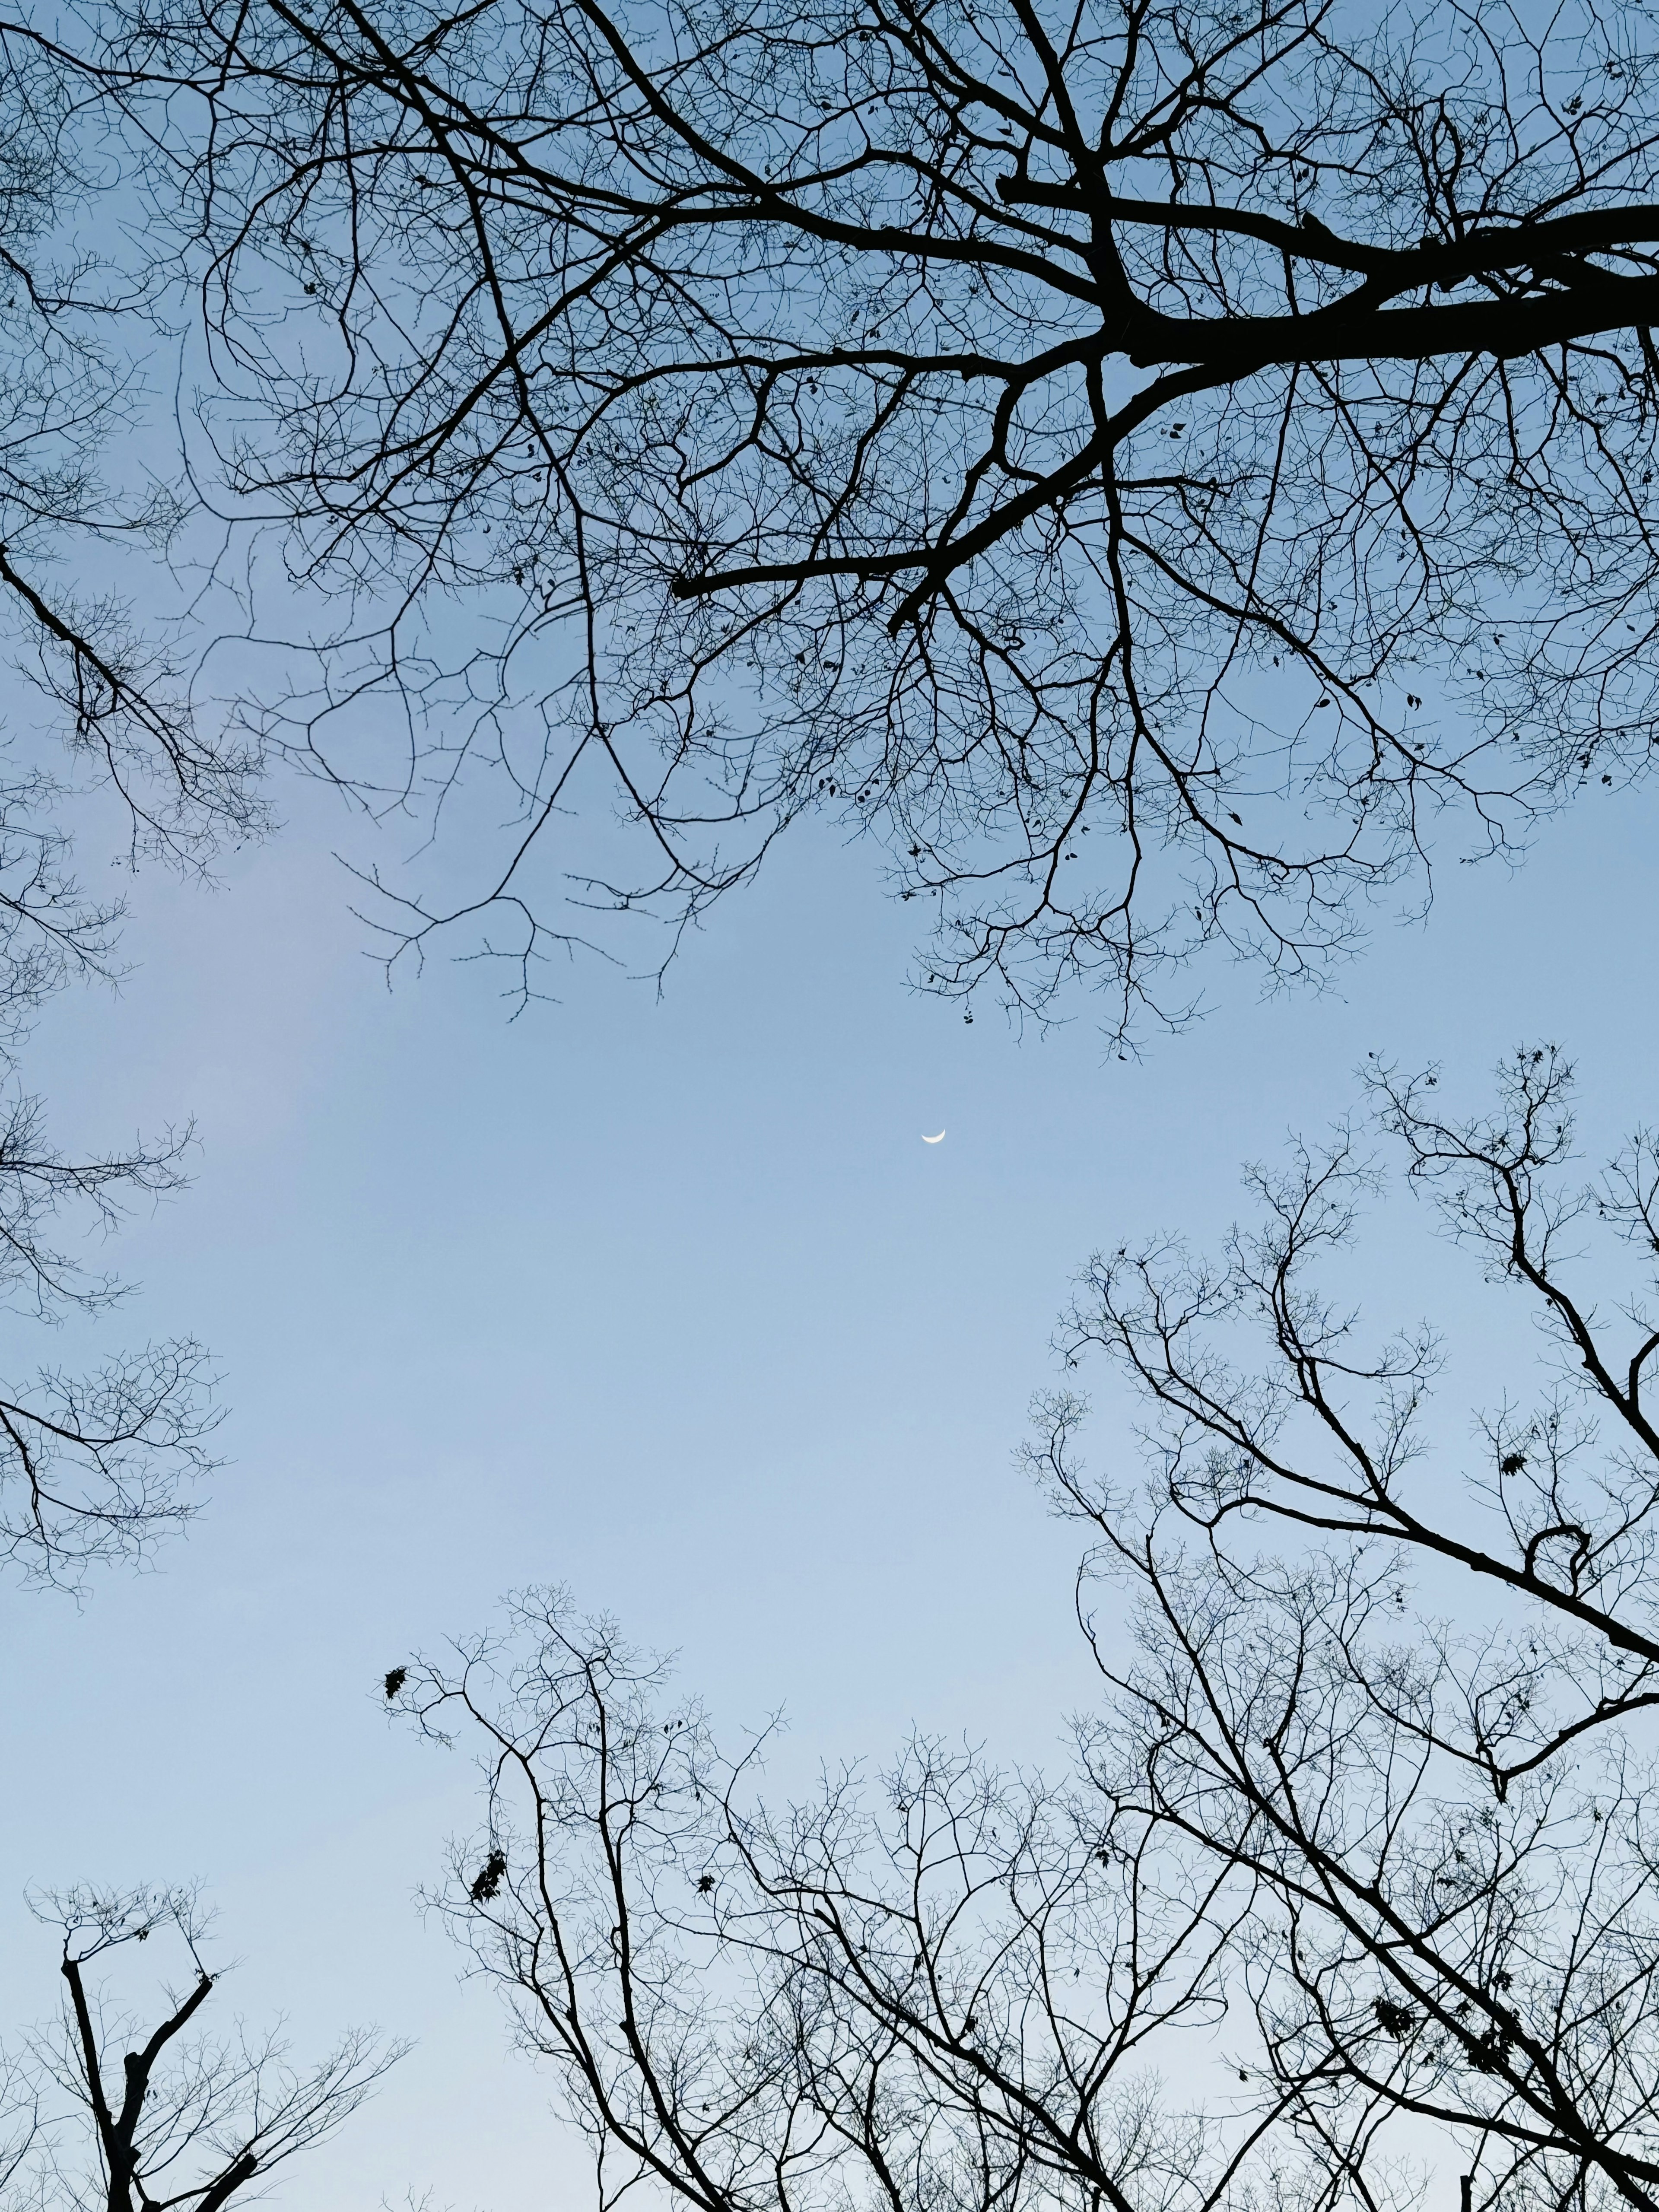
[922,1130,946,1144]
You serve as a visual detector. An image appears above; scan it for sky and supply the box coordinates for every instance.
[0,751,1654,2210]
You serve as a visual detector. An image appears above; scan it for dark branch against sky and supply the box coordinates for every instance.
[65,0,1659,1032]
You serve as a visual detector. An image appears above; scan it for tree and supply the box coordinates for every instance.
[0,1885,401,2212]
[86,0,1659,1029]
[389,1049,1659,2212]
[0,1093,219,1583]
[1039,1043,1659,2212]
[0,21,259,852]
[390,1591,1354,2212]
[0,24,269,1581]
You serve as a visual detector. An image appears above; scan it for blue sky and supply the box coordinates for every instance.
[0,763,1654,2209]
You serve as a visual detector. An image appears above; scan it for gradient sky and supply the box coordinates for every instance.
[0,756,1654,2210]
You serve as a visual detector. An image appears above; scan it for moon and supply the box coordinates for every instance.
[922,1130,946,1144]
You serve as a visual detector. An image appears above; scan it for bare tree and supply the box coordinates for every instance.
[77,0,1659,1027]
[0,1088,220,1583]
[388,1051,1659,2212]
[0,23,276,1580]
[0,1886,402,2212]
[390,1592,1405,2212]
[1053,1042,1659,1802]
[1035,1046,1659,2212]
[0,21,262,862]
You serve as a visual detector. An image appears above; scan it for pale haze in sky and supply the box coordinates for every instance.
[0,764,1653,2208]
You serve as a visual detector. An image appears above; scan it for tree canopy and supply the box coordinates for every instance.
[0,25,267,1578]
[58,0,1659,1027]
[0,1887,400,2212]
